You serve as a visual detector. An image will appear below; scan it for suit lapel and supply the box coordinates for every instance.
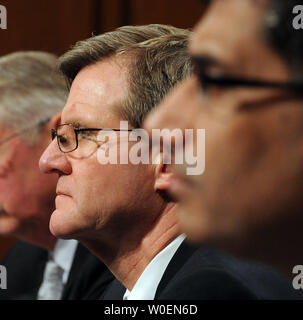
[102,241,198,300]
[61,243,84,299]
[61,243,115,300]
[101,279,126,300]
[31,251,49,299]
[154,240,198,299]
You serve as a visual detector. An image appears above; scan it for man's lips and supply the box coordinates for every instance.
[56,191,71,197]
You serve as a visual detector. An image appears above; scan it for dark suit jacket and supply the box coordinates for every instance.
[101,240,302,300]
[0,240,114,300]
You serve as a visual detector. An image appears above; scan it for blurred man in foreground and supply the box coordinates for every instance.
[40,24,299,300]
[144,0,303,276]
[0,51,113,299]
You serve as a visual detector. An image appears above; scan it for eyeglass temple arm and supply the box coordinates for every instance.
[204,75,303,93]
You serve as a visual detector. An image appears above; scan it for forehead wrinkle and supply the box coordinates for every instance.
[74,55,130,106]
[61,103,98,125]
[62,113,101,128]
[62,101,122,128]
[61,55,132,129]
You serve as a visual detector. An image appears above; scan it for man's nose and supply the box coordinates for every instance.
[39,139,72,175]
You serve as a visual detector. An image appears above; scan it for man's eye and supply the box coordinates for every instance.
[196,72,210,94]
[194,67,211,94]
[192,59,209,92]
[58,135,68,144]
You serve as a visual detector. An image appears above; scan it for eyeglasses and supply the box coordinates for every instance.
[191,57,303,120]
[192,56,303,95]
[51,123,133,154]
[0,119,50,147]
[199,72,303,96]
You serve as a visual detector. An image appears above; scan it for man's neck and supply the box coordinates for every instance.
[81,203,180,290]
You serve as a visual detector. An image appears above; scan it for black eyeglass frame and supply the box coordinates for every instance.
[192,56,303,96]
[199,73,303,95]
[51,123,133,153]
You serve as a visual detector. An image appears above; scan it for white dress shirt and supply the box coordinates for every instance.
[123,234,186,300]
[51,239,78,284]
[37,239,78,300]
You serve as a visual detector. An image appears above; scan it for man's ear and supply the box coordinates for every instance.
[154,153,174,191]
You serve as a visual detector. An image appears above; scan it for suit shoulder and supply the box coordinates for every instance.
[2,240,47,266]
[159,268,257,300]
[157,242,299,300]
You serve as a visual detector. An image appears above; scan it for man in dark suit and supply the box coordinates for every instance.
[40,25,300,300]
[142,0,303,277]
[0,51,113,300]
[102,240,301,300]
[1,241,113,300]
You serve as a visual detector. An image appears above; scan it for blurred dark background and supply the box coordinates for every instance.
[0,0,203,56]
[0,0,204,260]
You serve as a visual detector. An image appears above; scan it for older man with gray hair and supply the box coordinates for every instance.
[0,51,113,300]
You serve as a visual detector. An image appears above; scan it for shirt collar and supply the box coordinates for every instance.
[123,234,186,300]
[50,239,78,284]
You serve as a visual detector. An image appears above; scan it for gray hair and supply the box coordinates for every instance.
[0,51,67,144]
[59,24,193,127]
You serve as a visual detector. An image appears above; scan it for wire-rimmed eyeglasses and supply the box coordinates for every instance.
[51,123,133,153]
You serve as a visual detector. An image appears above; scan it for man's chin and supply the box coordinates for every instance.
[49,209,81,240]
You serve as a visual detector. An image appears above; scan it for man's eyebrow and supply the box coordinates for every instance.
[200,0,212,6]
[191,55,221,73]
[199,0,212,9]
[60,120,83,128]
